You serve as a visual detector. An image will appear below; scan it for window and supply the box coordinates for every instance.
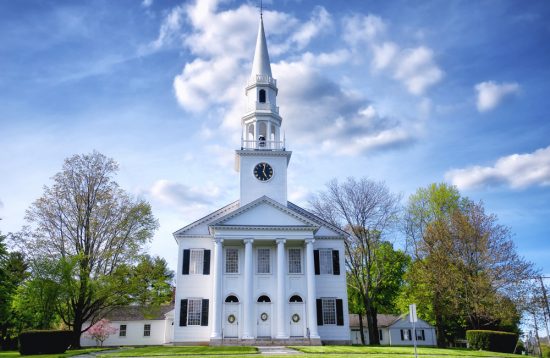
[257,295,271,303]
[225,248,238,273]
[259,89,266,103]
[119,324,127,337]
[319,249,333,274]
[143,324,151,337]
[401,329,412,341]
[378,329,383,341]
[416,329,425,341]
[225,295,239,303]
[289,295,303,302]
[187,299,202,326]
[322,298,336,325]
[189,249,204,274]
[288,248,302,274]
[257,248,270,274]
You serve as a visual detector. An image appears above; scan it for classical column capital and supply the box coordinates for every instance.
[276,238,286,245]
[213,238,224,245]
[243,238,254,245]
[305,238,315,245]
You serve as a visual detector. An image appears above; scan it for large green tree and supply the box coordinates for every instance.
[19,152,159,348]
[310,178,401,345]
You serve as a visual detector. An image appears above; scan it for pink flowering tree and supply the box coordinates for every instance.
[85,319,118,347]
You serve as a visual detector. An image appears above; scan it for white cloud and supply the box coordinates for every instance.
[289,6,332,50]
[146,5,185,51]
[371,42,398,70]
[343,14,386,46]
[445,145,550,190]
[393,47,444,95]
[475,81,520,112]
[141,0,153,8]
[150,179,221,207]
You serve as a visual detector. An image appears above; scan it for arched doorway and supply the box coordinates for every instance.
[256,295,272,338]
[224,295,239,338]
[289,295,305,337]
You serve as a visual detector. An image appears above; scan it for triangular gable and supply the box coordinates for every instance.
[287,201,348,238]
[173,201,240,237]
[211,196,319,229]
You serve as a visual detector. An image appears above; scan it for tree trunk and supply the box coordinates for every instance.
[366,303,380,345]
[71,315,83,349]
[358,313,366,345]
[433,296,446,348]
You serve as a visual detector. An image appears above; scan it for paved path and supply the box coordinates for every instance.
[257,346,303,355]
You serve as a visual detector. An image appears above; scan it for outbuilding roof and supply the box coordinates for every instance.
[102,305,174,321]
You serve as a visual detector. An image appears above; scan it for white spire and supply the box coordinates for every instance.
[250,17,272,78]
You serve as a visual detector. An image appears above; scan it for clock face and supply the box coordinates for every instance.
[253,162,273,181]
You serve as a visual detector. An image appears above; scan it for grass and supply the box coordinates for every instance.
[290,345,520,357]
[96,346,258,357]
[0,348,107,358]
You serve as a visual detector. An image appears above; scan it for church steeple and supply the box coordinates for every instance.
[251,17,272,79]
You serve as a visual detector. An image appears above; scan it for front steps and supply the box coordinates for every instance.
[210,337,321,346]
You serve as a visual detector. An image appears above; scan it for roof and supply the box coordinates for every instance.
[349,313,403,328]
[251,17,272,78]
[173,200,239,237]
[102,305,174,321]
[287,201,348,238]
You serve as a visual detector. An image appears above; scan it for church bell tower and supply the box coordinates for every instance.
[235,16,292,207]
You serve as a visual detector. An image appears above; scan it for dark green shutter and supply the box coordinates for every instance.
[201,299,209,326]
[182,249,190,275]
[400,329,404,340]
[203,250,211,275]
[314,250,320,275]
[332,250,340,275]
[316,299,323,326]
[336,299,344,326]
[179,299,188,326]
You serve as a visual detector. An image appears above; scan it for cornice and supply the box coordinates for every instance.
[211,224,319,231]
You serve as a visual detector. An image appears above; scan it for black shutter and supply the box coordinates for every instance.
[336,299,344,326]
[314,250,320,275]
[316,299,323,326]
[421,329,425,341]
[408,329,412,341]
[201,299,209,326]
[182,249,190,275]
[203,250,211,275]
[179,299,188,326]
[400,329,404,340]
[332,250,340,275]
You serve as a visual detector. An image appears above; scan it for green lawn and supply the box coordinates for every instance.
[0,348,106,358]
[96,346,258,357]
[291,346,520,357]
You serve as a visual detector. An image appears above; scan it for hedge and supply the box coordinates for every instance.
[19,330,72,355]
[466,330,518,353]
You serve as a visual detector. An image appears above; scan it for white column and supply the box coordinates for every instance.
[210,238,223,339]
[305,238,320,339]
[243,238,254,339]
[275,239,288,339]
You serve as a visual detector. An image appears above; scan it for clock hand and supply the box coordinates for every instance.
[262,164,267,176]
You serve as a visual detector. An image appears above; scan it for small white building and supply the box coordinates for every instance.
[81,306,174,347]
[349,314,437,346]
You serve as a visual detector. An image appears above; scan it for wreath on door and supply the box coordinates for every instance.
[291,313,300,323]
[260,312,269,321]
[227,314,236,323]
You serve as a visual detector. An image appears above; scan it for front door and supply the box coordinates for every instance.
[289,303,305,337]
[223,303,239,338]
[256,303,271,338]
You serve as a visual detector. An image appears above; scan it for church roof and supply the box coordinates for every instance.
[250,17,272,78]
[173,200,239,238]
[286,201,348,238]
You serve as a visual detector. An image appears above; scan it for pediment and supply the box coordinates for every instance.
[210,196,319,229]
[173,201,240,237]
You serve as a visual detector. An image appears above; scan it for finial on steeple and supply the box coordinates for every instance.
[260,0,263,19]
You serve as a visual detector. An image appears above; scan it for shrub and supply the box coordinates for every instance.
[19,330,72,355]
[466,330,518,353]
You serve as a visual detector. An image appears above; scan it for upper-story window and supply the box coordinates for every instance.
[189,249,204,274]
[259,89,266,103]
[319,249,333,274]
[182,249,210,275]
[225,248,239,273]
[257,248,270,274]
[288,248,302,274]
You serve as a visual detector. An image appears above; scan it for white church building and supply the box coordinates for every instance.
[171,17,350,345]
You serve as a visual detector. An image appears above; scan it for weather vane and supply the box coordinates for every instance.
[259,0,263,19]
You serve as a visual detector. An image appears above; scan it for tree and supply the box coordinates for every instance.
[85,319,117,347]
[310,178,401,345]
[402,183,534,346]
[19,152,159,348]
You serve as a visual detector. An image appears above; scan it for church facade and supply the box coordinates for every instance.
[172,17,350,345]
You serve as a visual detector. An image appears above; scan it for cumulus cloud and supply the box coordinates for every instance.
[343,14,386,45]
[141,0,153,8]
[145,5,185,52]
[393,47,444,96]
[150,179,221,207]
[445,145,550,189]
[475,81,520,112]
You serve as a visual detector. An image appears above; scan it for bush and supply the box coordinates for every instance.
[466,330,518,353]
[19,330,72,355]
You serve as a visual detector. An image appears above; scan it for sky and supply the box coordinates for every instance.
[1,0,550,277]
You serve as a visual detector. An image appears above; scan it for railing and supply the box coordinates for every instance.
[247,75,277,87]
[254,102,279,114]
[241,139,285,150]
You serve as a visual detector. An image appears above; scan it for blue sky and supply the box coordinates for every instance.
[1,0,549,276]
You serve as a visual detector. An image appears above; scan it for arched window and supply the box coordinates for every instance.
[259,89,266,103]
[225,295,239,303]
[257,295,271,303]
[289,295,303,303]
[248,124,254,140]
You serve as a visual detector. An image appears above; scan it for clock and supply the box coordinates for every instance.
[253,162,273,181]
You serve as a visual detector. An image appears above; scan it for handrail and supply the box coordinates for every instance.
[241,139,285,150]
